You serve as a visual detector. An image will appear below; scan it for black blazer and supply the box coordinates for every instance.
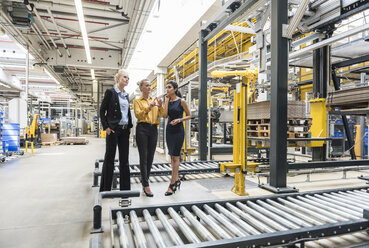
[100,88,133,131]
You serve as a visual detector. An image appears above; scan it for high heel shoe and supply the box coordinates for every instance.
[175,179,181,190]
[143,187,154,197]
[165,183,176,196]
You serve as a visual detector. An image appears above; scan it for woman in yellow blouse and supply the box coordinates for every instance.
[134,79,164,197]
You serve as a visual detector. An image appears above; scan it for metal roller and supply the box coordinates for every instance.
[129,211,148,248]
[235,202,288,231]
[351,190,369,199]
[305,195,362,218]
[278,198,336,223]
[142,209,166,248]
[107,186,369,248]
[191,205,232,239]
[296,196,358,219]
[286,197,348,222]
[256,200,312,227]
[219,203,266,234]
[167,207,201,244]
[180,206,217,241]
[203,204,247,237]
[323,193,368,209]
[116,211,130,248]
[313,194,363,213]
[155,209,184,246]
[265,199,323,226]
[246,201,300,229]
[336,191,369,204]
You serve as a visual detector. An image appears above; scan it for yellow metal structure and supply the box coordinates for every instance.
[220,78,260,196]
[308,98,327,147]
[165,22,255,82]
[27,114,39,139]
[221,83,247,195]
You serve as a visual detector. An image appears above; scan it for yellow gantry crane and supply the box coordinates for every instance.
[211,69,259,195]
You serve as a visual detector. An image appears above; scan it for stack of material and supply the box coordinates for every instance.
[327,85,369,108]
[41,133,58,146]
[248,101,307,119]
[247,101,311,138]
[61,137,89,145]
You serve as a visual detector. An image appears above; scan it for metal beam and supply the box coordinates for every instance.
[290,23,369,59]
[203,0,268,42]
[262,0,295,193]
[289,159,369,169]
[199,29,208,160]
[332,54,369,69]
[331,69,356,160]
[283,0,310,39]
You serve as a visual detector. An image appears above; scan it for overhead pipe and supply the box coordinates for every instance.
[47,8,71,57]
[30,1,128,21]
[30,23,52,50]
[33,7,62,57]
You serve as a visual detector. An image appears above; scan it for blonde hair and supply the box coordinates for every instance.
[114,69,128,83]
[137,79,150,87]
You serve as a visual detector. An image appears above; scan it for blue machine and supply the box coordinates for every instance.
[2,123,20,152]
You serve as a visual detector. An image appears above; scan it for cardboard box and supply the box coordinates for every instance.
[41,133,58,143]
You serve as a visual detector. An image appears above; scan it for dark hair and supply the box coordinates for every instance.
[167,80,182,97]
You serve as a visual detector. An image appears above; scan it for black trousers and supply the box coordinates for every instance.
[136,123,158,187]
[100,127,130,191]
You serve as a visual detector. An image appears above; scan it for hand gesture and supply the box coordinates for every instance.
[165,94,170,103]
[170,119,181,126]
[106,127,115,135]
[157,98,163,107]
[149,99,156,109]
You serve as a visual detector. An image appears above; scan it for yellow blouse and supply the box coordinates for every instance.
[133,96,164,125]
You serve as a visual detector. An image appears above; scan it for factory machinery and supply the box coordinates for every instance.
[91,186,369,248]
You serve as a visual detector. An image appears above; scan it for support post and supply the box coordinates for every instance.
[261,0,296,193]
[26,45,29,126]
[331,69,356,159]
[199,29,208,160]
[96,80,100,138]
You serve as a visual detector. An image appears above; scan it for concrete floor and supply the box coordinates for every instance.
[1,136,369,247]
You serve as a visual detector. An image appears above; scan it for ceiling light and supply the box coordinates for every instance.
[74,0,92,64]
[91,69,95,80]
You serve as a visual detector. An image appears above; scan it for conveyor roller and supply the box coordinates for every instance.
[106,186,369,247]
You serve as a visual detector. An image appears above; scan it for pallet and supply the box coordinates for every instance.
[247,118,311,138]
[64,141,89,145]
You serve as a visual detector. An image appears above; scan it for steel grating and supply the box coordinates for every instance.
[108,186,369,248]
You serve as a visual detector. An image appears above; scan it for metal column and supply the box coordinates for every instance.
[26,45,29,126]
[97,80,100,138]
[312,38,328,161]
[261,0,295,193]
[199,29,208,160]
[331,70,356,159]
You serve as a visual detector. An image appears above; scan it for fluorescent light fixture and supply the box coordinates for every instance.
[45,69,61,85]
[90,69,95,80]
[74,0,92,64]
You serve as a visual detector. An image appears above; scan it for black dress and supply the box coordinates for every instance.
[166,98,184,156]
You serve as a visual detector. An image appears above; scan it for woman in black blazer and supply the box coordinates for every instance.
[100,69,133,191]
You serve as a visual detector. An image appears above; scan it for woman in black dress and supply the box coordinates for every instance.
[163,80,191,196]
